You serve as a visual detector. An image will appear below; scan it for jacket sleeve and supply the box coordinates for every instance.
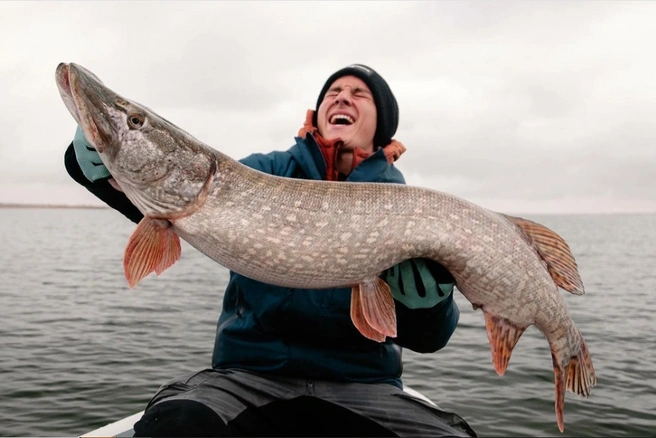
[64,142,143,224]
[393,292,459,353]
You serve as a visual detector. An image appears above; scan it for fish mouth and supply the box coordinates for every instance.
[55,63,80,124]
[55,63,117,154]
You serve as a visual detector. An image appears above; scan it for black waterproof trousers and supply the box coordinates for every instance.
[133,369,477,437]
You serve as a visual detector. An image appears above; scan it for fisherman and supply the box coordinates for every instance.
[64,64,477,437]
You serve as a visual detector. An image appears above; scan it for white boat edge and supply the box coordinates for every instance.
[81,386,436,437]
[81,411,144,438]
[401,385,437,406]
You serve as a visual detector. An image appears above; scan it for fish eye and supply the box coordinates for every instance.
[128,114,144,129]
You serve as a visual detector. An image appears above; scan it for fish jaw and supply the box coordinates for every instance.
[55,63,81,126]
[56,63,118,156]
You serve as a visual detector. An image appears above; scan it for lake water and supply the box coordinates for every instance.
[1,208,654,436]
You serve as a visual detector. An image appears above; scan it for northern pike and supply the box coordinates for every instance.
[55,62,596,432]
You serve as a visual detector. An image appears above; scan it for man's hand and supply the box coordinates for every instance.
[72,126,111,182]
[385,259,455,309]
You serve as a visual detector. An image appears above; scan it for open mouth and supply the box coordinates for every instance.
[330,114,355,125]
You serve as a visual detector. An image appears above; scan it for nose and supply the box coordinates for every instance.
[334,88,353,106]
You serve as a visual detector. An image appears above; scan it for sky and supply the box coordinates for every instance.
[1,1,654,214]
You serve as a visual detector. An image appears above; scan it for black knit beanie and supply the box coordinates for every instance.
[314,64,399,148]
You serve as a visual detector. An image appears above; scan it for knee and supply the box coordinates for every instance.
[133,399,227,437]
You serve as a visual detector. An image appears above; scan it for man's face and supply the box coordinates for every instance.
[317,75,377,154]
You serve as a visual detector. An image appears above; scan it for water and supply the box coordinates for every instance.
[1,208,654,436]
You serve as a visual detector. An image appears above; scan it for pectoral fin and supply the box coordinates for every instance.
[154,225,182,276]
[350,277,397,342]
[501,214,585,295]
[123,217,181,289]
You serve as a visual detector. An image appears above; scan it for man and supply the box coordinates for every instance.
[64,64,476,436]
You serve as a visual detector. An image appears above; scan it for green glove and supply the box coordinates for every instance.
[72,126,111,182]
[385,259,455,309]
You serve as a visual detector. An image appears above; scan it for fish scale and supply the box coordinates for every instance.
[55,62,596,433]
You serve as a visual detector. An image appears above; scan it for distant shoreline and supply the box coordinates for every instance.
[0,203,109,209]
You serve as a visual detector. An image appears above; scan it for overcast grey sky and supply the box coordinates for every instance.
[1,1,654,214]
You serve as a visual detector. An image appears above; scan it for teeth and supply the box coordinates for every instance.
[330,114,354,125]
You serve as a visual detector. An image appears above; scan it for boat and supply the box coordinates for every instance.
[81,386,436,437]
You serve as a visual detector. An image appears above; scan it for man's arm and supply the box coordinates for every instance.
[385,259,460,353]
[64,141,143,224]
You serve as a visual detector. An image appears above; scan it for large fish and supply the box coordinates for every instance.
[56,62,596,432]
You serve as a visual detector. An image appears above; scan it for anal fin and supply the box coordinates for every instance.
[483,312,527,376]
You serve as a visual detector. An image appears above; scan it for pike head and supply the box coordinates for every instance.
[55,62,216,219]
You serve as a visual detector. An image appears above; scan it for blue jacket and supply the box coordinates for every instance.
[64,134,460,388]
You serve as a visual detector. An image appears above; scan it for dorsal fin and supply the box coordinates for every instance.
[501,214,585,295]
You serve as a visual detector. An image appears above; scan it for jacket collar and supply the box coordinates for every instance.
[289,134,402,183]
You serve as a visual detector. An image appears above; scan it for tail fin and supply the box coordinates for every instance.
[566,336,597,397]
[551,334,597,433]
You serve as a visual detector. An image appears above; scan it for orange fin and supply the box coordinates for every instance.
[566,337,597,397]
[553,360,567,433]
[502,214,585,295]
[155,225,182,276]
[123,217,181,289]
[551,333,597,433]
[350,285,386,342]
[360,277,397,338]
[484,312,527,376]
[350,277,396,342]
